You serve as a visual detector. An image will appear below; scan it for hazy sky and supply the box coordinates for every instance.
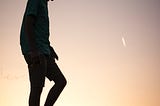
[0,0,160,106]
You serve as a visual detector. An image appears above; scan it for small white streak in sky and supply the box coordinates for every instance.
[122,37,126,47]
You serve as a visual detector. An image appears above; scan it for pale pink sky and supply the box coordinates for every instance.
[0,0,160,106]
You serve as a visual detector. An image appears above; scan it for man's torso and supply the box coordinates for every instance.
[20,0,50,55]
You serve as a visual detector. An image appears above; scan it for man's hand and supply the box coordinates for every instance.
[50,46,59,61]
[54,53,59,61]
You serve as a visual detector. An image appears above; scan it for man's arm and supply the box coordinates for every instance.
[24,15,37,52]
[24,15,40,62]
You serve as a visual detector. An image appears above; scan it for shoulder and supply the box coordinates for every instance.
[25,0,40,16]
[26,0,40,11]
[27,0,40,4]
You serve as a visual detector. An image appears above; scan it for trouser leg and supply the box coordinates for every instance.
[24,54,47,106]
[44,63,67,106]
[29,87,43,106]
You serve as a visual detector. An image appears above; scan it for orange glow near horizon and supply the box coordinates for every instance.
[0,0,160,106]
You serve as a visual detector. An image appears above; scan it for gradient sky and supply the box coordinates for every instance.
[0,0,160,106]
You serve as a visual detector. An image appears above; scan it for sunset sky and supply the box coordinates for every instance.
[0,0,160,106]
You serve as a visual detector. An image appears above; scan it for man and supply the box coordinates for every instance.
[20,0,67,106]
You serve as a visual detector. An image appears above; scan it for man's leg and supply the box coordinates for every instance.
[24,54,47,106]
[29,87,43,106]
[44,60,67,106]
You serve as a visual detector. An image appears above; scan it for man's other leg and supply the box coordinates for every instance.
[44,61,67,106]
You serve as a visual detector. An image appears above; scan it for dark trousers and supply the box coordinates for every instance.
[24,54,67,106]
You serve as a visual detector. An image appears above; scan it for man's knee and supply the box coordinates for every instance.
[55,76,67,88]
[62,77,67,87]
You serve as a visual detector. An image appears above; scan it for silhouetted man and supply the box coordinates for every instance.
[20,0,67,106]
